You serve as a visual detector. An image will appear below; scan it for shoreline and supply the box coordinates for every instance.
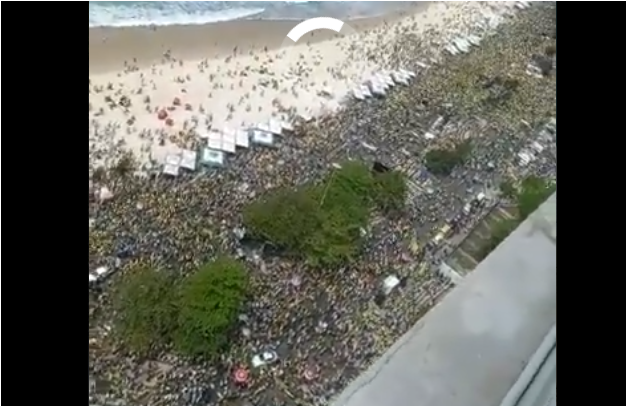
[88,1,421,33]
[89,10,418,74]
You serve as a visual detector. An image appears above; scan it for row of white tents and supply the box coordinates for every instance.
[160,66,421,177]
[443,1,533,56]
[161,119,295,176]
[351,69,417,100]
[157,1,538,177]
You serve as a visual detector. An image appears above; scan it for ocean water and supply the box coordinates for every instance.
[88,1,413,28]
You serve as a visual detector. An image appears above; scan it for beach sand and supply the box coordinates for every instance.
[89,2,514,168]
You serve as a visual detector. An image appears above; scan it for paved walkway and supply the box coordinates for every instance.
[332,193,556,406]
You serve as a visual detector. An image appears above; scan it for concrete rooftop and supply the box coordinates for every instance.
[333,193,556,406]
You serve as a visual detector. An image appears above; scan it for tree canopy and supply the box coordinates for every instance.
[372,170,408,214]
[112,266,178,356]
[479,175,555,260]
[243,161,407,268]
[424,140,472,176]
[498,178,517,200]
[112,258,249,360]
[243,186,319,252]
[173,257,248,359]
[515,175,555,221]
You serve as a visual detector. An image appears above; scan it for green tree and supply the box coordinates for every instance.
[112,266,178,355]
[499,178,517,199]
[302,162,374,266]
[302,200,363,267]
[325,161,373,205]
[174,257,248,359]
[516,176,555,221]
[372,170,407,213]
[241,161,408,269]
[317,164,372,227]
[243,186,320,251]
[479,175,555,260]
[242,161,376,268]
[425,141,472,176]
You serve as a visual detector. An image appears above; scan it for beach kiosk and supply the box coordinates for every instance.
[251,130,275,148]
[199,147,225,168]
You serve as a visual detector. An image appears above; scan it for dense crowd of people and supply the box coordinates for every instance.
[89,4,557,406]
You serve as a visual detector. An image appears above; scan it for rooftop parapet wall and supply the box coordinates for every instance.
[333,192,556,406]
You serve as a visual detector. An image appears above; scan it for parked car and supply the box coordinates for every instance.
[251,350,278,368]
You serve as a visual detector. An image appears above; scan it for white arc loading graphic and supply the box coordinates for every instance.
[286,17,345,42]
[281,17,357,48]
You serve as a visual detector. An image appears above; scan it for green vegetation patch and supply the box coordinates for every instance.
[477,175,556,260]
[112,266,178,356]
[174,257,248,358]
[112,257,248,359]
[424,140,473,176]
[243,161,407,268]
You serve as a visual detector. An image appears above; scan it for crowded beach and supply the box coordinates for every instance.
[89,2,557,405]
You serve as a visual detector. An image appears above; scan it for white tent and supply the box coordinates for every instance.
[251,130,274,147]
[221,130,237,153]
[280,121,294,132]
[391,72,410,86]
[235,129,250,148]
[352,87,365,100]
[268,119,283,135]
[200,148,225,167]
[180,149,197,171]
[162,164,180,176]
[207,131,222,151]
[207,129,237,153]
[165,153,181,166]
[377,72,395,87]
[399,69,416,78]
[360,85,373,98]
